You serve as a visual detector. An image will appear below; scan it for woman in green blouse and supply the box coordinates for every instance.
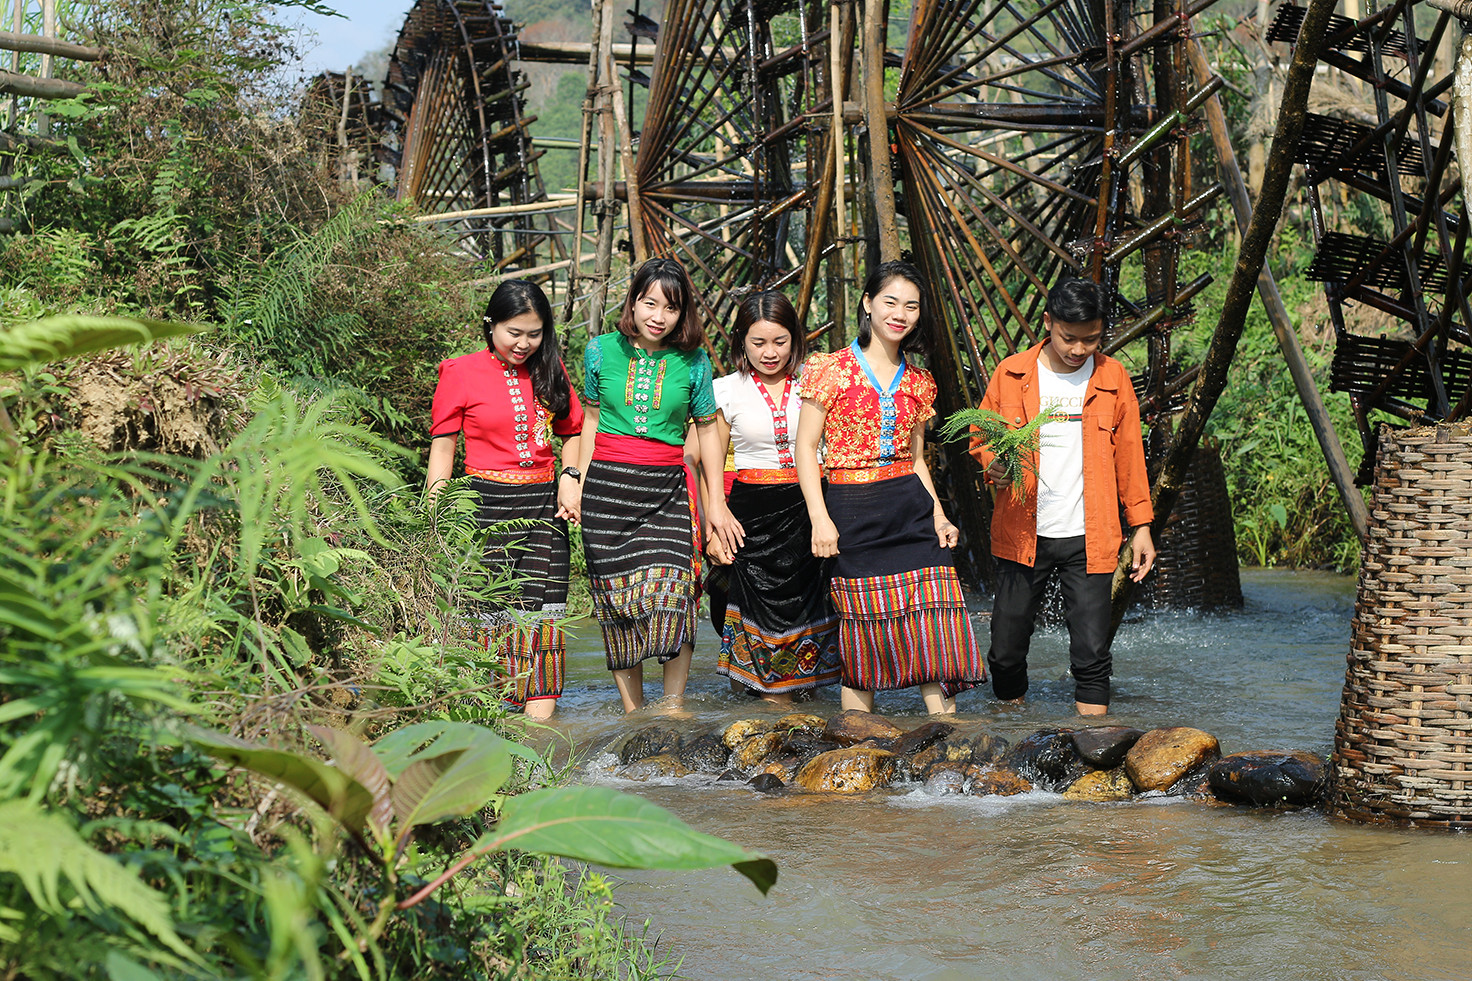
[568,258,743,712]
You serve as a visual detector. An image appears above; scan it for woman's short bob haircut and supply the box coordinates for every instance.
[615,257,705,352]
[731,290,805,376]
[481,279,572,418]
[857,259,933,358]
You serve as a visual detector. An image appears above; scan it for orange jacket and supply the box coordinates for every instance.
[969,344,1153,573]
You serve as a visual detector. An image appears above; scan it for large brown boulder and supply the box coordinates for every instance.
[822,710,904,747]
[1207,751,1326,808]
[1071,727,1145,769]
[1063,767,1134,802]
[794,746,899,793]
[1124,727,1221,792]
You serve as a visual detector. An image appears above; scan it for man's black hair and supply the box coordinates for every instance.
[1045,277,1106,325]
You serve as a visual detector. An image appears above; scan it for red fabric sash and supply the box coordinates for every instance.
[593,434,701,543]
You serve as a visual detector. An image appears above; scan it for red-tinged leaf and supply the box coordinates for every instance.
[189,727,375,832]
[306,725,393,839]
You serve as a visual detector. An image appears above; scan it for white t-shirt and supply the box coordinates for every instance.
[712,371,802,469]
[1035,357,1093,538]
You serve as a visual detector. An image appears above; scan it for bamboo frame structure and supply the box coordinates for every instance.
[1270,1,1471,482]
[380,0,565,270]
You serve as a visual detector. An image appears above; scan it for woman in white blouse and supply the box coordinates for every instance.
[707,292,841,703]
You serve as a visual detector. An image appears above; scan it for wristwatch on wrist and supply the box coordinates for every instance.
[561,467,582,483]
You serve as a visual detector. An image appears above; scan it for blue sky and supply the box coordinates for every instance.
[282,1,408,77]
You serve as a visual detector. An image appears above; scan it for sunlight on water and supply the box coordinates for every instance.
[539,571,1470,981]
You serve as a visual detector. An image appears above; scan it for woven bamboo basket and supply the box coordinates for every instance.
[1332,423,1472,827]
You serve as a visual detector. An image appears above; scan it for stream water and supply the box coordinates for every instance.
[540,571,1470,980]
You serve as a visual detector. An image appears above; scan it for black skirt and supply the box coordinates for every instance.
[471,477,569,703]
[713,480,841,693]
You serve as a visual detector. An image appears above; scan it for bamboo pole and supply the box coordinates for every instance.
[37,0,51,137]
[409,196,580,222]
[1187,36,1369,543]
[588,0,620,335]
[0,30,101,60]
[862,0,899,261]
[1109,0,1342,635]
[0,68,84,99]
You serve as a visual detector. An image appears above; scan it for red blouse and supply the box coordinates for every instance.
[799,345,936,472]
[430,349,584,473]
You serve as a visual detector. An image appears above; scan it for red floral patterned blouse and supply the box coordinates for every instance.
[799,342,937,473]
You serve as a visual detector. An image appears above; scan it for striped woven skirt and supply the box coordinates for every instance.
[825,473,985,694]
[714,479,841,694]
[580,458,699,670]
[472,476,568,705]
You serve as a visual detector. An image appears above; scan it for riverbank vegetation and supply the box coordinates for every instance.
[1,3,773,978]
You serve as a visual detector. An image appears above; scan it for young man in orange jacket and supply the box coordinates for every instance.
[969,278,1156,715]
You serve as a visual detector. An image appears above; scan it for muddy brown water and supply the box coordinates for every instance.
[535,571,1470,980]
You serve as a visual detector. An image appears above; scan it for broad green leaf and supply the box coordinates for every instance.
[189,728,376,832]
[306,725,394,839]
[390,733,513,832]
[0,315,207,371]
[478,786,777,895]
[373,721,514,777]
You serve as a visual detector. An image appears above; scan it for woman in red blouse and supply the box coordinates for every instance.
[427,280,584,719]
[795,260,985,714]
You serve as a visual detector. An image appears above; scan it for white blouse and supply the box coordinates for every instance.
[712,370,804,470]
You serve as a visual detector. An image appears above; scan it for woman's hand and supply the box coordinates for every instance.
[707,502,745,557]
[705,538,734,566]
[934,511,959,548]
[810,514,840,557]
[556,472,582,524]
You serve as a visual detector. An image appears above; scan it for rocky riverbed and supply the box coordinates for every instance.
[599,709,1328,809]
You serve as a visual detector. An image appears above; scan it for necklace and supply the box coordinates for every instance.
[753,373,795,468]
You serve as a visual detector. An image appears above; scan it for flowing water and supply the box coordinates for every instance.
[540,571,1470,980]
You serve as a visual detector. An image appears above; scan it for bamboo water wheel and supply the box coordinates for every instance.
[1274,1,1471,482]
[380,0,566,268]
[299,71,383,186]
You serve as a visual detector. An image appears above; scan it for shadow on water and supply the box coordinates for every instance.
[526,570,1469,981]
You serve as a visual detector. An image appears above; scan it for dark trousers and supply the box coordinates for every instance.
[988,535,1113,705]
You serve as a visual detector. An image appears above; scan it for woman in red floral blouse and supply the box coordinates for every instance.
[794,260,985,714]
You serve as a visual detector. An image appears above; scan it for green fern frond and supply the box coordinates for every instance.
[935,406,1064,495]
[0,800,198,961]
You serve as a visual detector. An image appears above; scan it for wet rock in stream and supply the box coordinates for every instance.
[822,710,904,747]
[1125,727,1221,792]
[721,719,772,748]
[1063,767,1134,802]
[618,753,691,780]
[747,772,785,793]
[910,726,1008,780]
[795,746,899,793]
[618,725,684,764]
[730,731,787,770]
[1002,729,1078,789]
[1207,751,1327,808]
[1071,726,1145,768]
[677,733,731,772]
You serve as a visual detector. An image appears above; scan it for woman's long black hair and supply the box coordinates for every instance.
[482,279,572,418]
[856,259,934,358]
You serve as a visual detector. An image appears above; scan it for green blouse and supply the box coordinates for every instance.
[583,333,718,447]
